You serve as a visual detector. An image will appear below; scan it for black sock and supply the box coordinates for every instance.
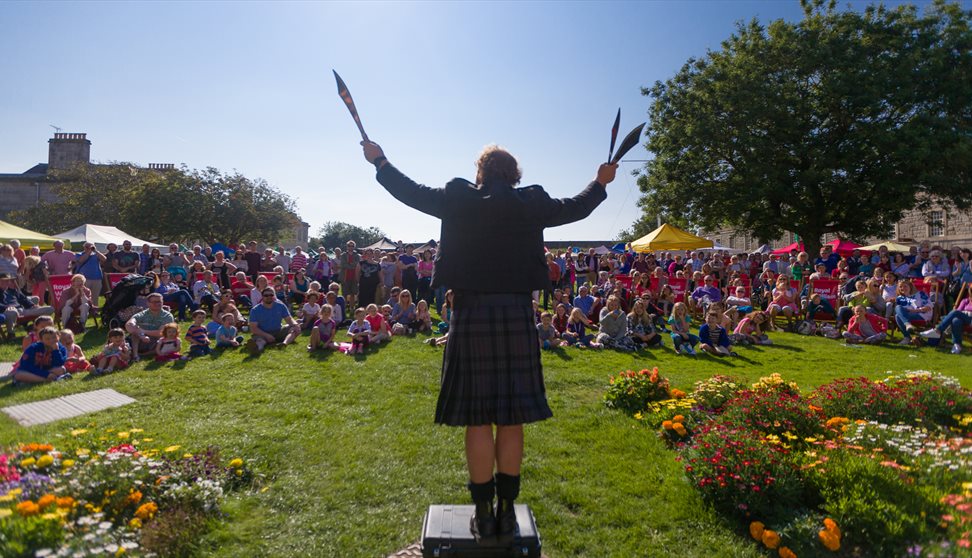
[467,478,495,504]
[495,473,520,501]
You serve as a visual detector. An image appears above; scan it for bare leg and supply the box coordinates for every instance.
[466,425,496,483]
[13,371,48,383]
[495,425,524,475]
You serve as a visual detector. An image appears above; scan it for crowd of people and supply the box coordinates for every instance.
[2,235,970,384]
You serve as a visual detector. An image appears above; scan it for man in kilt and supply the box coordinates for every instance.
[362,140,615,541]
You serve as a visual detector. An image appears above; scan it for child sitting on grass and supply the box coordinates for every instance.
[155,322,184,362]
[668,302,699,356]
[365,303,391,343]
[13,326,69,384]
[185,309,212,357]
[627,299,661,348]
[733,310,772,345]
[414,299,432,333]
[347,307,371,355]
[561,307,600,348]
[308,304,338,351]
[298,291,322,331]
[60,329,90,373]
[699,310,735,357]
[215,312,244,348]
[843,304,888,345]
[93,328,131,375]
[537,311,559,350]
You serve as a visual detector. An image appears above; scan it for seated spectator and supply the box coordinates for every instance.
[690,275,722,314]
[390,289,418,333]
[843,304,888,345]
[59,274,92,331]
[325,290,345,325]
[13,326,69,384]
[698,310,733,357]
[733,310,771,345]
[365,303,391,343]
[894,279,933,345]
[0,244,19,278]
[298,291,322,330]
[215,312,245,348]
[922,250,950,280]
[768,276,799,329]
[192,269,221,311]
[836,280,869,328]
[725,286,753,314]
[156,271,196,321]
[572,285,595,319]
[308,304,339,351]
[561,307,599,348]
[596,295,635,351]
[920,288,972,354]
[627,299,661,347]
[291,269,311,306]
[0,273,54,337]
[246,288,301,354]
[125,293,175,358]
[552,303,569,336]
[60,329,90,373]
[537,311,559,350]
[250,275,271,309]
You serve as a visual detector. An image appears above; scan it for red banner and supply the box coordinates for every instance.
[49,274,73,309]
[669,277,687,303]
[108,273,127,290]
[810,279,839,304]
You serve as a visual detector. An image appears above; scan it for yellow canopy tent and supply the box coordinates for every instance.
[858,241,913,252]
[630,223,714,253]
[0,220,69,251]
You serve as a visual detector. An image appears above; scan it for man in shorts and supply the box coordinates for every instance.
[125,293,175,359]
[246,288,300,354]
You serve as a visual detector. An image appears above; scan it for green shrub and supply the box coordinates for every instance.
[604,367,670,416]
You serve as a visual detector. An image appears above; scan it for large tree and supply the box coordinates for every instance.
[310,221,385,251]
[9,163,298,245]
[635,0,972,256]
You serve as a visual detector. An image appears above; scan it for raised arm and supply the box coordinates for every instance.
[362,141,445,218]
[537,164,616,228]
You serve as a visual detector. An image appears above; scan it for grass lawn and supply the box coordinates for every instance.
[0,326,969,557]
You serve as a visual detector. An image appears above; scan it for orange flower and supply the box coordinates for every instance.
[673,423,688,436]
[125,490,143,505]
[762,529,781,549]
[56,496,75,509]
[134,502,158,521]
[671,388,687,399]
[819,529,840,551]
[19,443,54,453]
[823,518,840,538]
[779,547,797,558]
[662,420,674,430]
[37,494,56,509]
[749,521,765,541]
[808,404,823,413]
[16,501,40,516]
[672,415,685,423]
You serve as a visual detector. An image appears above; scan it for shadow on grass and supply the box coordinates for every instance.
[766,342,804,352]
[545,346,573,361]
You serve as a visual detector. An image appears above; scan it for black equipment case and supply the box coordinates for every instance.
[421,504,541,558]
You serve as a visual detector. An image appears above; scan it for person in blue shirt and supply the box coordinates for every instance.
[572,285,595,318]
[14,326,70,383]
[245,288,300,354]
[698,311,734,357]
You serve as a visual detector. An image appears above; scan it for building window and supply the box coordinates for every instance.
[928,211,944,237]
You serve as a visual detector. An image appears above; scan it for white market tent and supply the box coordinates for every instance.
[54,224,166,252]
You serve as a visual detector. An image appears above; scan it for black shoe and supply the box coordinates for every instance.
[495,498,517,540]
[469,501,497,542]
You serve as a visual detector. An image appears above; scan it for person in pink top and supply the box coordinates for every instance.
[41,240,76,276]
[843,305,888,345]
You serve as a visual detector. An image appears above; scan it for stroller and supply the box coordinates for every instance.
[101,275,156,329]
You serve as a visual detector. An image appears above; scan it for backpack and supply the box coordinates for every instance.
[796,320,816,336]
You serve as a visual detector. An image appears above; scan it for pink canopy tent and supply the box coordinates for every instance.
[771,239,863,257]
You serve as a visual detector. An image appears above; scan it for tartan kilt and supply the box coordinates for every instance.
[435,292,552,426]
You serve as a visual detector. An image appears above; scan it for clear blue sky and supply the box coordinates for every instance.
[0,0,940,243]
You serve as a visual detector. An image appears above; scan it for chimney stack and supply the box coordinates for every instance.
[48,132,91,170]
[147,163,175,170]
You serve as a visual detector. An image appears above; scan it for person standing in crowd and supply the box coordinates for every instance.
[361,138,613,542]
[113,241,140,274]
[290,246,308,272]
[74,242,106,310]
[358,248,383,309]
[399,245,419,296]
[244,241,263,281]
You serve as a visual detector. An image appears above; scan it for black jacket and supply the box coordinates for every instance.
[376,163,607,293]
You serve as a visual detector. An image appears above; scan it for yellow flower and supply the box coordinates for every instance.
[633,412,643,420]
[20,457,36,468]
[117,432,130,439]
[143,438,154,442]
[229,458,244,469]
[41,512,59,521]
[762,529,781,549]
[128,518,142,529]
[0,509,11,518]
[749,521,765,541]
[62,459,75,468]
[36,454,54,468]
[235,469,243,476]
[76,448,90,457]
[183,453,193,459]
[779,547,797,558]
[71,428,88,436]
[164,445,181,453]
[130,428,144,433]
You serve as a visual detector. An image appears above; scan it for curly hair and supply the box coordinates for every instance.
[475,145,521,186]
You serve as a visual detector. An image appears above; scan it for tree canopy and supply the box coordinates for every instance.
[635,0,972,256]
[8,163,298,245]
[310,221,386,251]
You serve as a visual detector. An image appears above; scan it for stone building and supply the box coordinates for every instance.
[0,132,310,246]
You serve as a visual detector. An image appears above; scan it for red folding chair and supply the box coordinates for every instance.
[808,279,840,324]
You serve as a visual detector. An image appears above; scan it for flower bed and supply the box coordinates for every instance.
[606,369,972,557]
[0,428,255,557]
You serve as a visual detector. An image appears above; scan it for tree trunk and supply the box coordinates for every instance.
[798,230,823,261]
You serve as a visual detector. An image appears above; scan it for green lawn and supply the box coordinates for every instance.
[0,327,969,557]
